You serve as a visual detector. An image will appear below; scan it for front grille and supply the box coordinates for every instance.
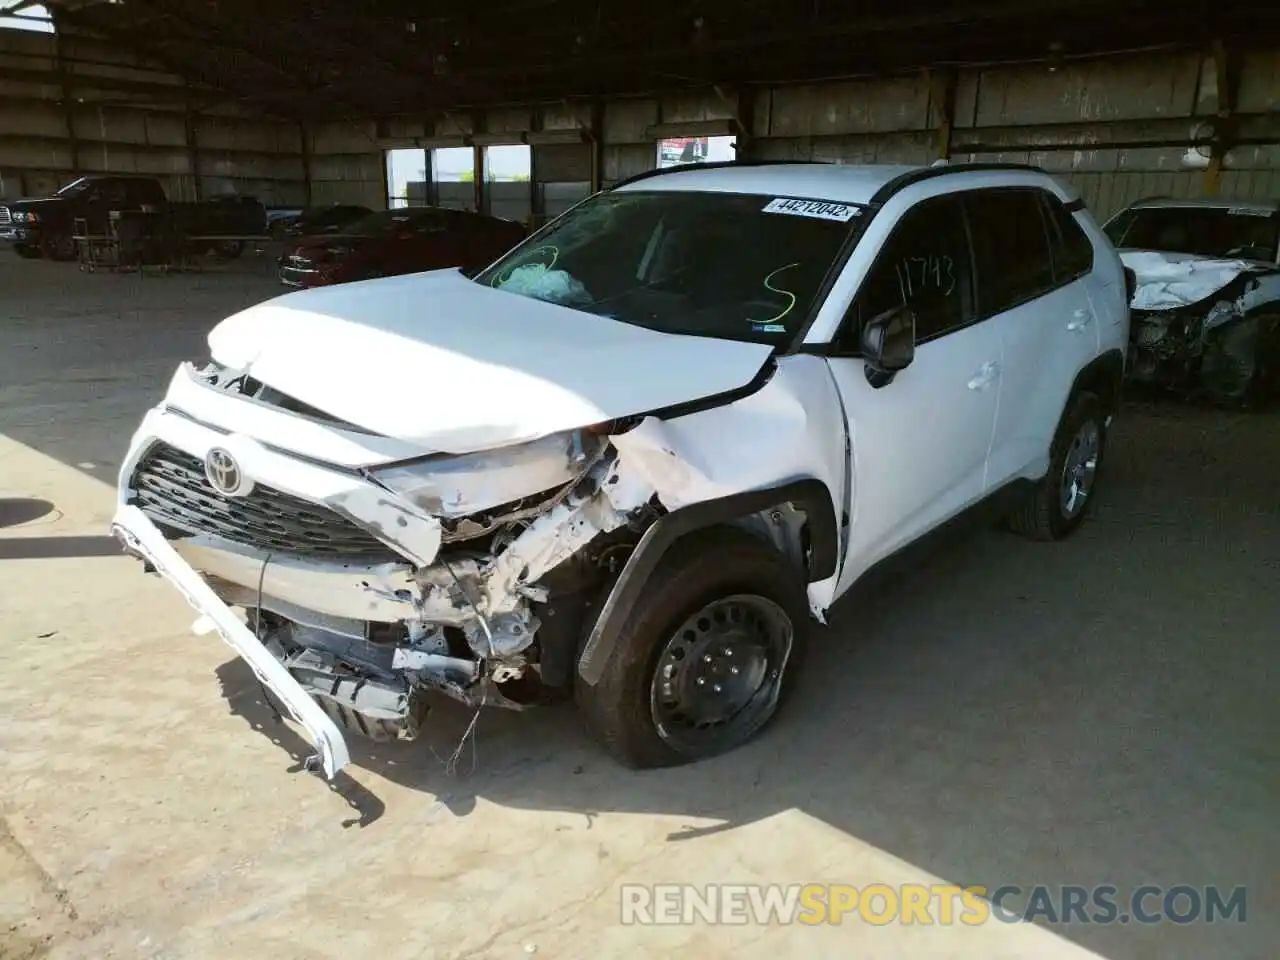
[129,443,403,563]
[0,207,11,226]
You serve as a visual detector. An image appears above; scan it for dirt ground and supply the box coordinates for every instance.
[0,254,1276,960]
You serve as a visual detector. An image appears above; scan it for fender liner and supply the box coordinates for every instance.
[576,477,837,686]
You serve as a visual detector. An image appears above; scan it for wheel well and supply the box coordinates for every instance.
[576,478,837,686]
[1071,349,1125,417]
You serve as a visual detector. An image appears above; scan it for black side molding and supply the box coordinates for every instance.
[577,477,838,686]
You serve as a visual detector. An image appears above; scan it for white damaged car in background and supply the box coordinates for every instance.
[1104,197,1280,405]
[113,160,1128,779]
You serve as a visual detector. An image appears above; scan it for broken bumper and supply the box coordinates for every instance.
[111,503,352,779]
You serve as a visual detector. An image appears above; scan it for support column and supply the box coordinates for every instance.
[299,122,312,206]
[929,67,957,161]
[471,110,486,214]
[53,24,80,175]
[735,86,757,161]
[184,86,203,201]
[589,100,605,193]
[1204,39,1240,196]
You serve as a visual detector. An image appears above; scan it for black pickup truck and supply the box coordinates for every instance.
[0,174,267,260]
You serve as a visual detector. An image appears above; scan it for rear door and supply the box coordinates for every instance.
[963,188,1097,488]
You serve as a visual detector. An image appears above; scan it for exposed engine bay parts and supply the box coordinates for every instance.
[1122,252,1280,404]
[113,345,846,777]
[1107,199,1280,405]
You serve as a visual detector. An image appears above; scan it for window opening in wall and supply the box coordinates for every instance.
[385,148,425,209]
[485,144,531,225]
[655,135,735,169]
[0,1,53,32]
[433,146,476,212]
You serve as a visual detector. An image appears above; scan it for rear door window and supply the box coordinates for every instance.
[963,189,1057,317]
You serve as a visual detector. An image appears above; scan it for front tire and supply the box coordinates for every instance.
[1007,390,1107,541]
[576,526,809,769]
[40,231,76,261]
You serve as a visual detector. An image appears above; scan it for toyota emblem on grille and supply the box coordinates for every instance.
[204,447,252,497]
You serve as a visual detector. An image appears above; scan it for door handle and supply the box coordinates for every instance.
[1068,308,1094,332]
[967,360,999,391]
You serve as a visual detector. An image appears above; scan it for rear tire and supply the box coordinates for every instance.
[576,526,809,769]
[1007,390,1107,541]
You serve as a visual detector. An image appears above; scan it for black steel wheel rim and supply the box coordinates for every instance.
[649,593,793,755]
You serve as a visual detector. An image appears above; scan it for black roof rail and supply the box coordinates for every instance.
[867,161,1051,206]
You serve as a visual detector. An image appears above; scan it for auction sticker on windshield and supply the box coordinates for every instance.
[762,198,861,222]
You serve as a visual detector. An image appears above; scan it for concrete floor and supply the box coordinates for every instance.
[0,255,1275,960]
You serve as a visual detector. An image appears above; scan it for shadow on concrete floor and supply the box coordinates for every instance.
[0,498,56,528]
[0,535,122,560]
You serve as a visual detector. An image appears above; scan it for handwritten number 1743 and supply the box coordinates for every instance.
[894,254,956,304]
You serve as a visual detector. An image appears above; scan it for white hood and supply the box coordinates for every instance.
[1119,250,1268,311]
[207,269,773,454]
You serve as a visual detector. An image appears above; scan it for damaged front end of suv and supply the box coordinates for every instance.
[1124,259,1280,404]
[1108,202,1280,405]
[113,362,682,775]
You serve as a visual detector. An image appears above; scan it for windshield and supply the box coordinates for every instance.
[55,177,92,197]
[1107,206,1279,262]
[474,190,861,344]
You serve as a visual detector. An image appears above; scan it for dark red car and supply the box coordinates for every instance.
[277,206,527,288]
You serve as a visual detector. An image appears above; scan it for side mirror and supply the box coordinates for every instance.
[861,304,916,388]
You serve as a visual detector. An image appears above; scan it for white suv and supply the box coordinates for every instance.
[112,161,1129,777]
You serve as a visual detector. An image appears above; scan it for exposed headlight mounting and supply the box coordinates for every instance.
[371,429,608,521]
[1201,299,1242,336]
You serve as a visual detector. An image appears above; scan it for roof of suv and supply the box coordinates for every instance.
[610,161,1062,207]
[613,163,920,205]
[1125,197,1279,214]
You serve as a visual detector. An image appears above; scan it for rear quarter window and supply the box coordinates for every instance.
[1040,192,1094,283]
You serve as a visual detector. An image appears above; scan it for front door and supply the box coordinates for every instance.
[825,194,1003,595]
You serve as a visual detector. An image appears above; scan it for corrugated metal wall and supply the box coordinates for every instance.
[748,48,1280,220]
[0,28,309,205]
[362,44,1280,224]
[5,22,1277,223]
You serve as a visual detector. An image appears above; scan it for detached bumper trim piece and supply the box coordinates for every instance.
[111,503,351,779]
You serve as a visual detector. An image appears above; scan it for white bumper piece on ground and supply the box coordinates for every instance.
[111,503,351,778]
